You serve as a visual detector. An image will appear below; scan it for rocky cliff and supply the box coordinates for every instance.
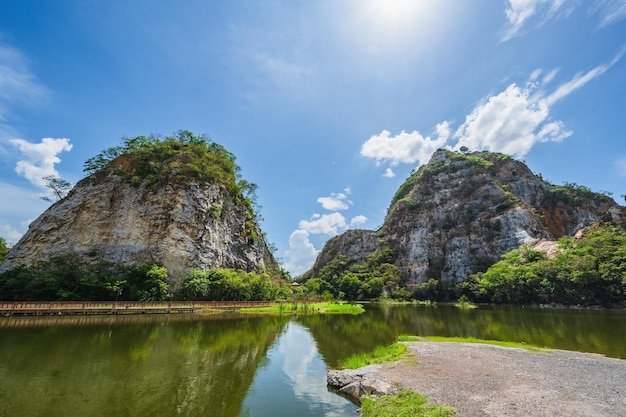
[0,136,277,290]
[306,149,626,285]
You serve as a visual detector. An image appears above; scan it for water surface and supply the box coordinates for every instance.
[1,304,624,417]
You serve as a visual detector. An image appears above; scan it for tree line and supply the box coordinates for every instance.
[0,252,292,302]
[2,223,624,306]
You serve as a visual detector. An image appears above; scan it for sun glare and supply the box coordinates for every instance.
[356,0,441,44]
[366,0,421,24]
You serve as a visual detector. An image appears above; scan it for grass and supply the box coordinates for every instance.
[454,295,477,309]
[360,390,455,417]
[338,342,411,369]
[239,301,364,315]
[397,335,546,352]
[338,339,456,416]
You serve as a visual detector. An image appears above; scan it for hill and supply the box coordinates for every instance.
[0,131,278,297]
[301,149,626,303]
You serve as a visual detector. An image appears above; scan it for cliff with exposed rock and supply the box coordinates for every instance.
[0,134,277,290]
[305,149,626,285]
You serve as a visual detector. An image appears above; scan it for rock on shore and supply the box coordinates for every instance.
[327,365,398,400]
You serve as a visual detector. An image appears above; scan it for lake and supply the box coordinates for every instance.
[1,304,624,417]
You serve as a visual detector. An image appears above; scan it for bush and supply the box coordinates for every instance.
[0,257,170,301]
[466,223,626,307]
[180,268,291,301]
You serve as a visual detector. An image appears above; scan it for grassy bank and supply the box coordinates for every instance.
[239,301,364,315]
[338,340,455,416]
[398,335,546,351]
[338,342,411,369]
[360,390,455,417]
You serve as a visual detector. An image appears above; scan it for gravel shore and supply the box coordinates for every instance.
[378,342,625,417]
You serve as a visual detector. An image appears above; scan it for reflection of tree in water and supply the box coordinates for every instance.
[0,315,289,417]
[299,304,626,366]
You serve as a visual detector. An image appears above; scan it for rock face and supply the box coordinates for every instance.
[307,150,626,284]
[1,161,277,290]
[327,365,398,400]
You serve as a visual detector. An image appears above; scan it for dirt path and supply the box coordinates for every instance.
[380,342,626,417]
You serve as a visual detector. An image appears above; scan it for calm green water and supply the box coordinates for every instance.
[0,305,624,417]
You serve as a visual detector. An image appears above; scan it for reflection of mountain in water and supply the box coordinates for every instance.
[300,304,626,363]
[0,315,288,417]
[241,321,358,417]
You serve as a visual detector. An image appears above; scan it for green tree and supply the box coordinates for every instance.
[467,223,626,306]
[0,237,9,263]
[40,175,73,202]
[137,264,170,301]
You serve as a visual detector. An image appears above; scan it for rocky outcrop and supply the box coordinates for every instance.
[307,150,626,284]
[327,365,398,400]
[1,159,277,290]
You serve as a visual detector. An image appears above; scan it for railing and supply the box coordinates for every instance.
[0,300,316,316]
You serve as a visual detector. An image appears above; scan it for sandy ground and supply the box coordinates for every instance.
[379,342,626,417]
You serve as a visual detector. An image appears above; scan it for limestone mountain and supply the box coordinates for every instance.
[305,149,626,286]
[0,133,277,290]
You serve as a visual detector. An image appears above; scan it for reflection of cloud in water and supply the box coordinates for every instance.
[241,321,356,417]
[279,322,352,417]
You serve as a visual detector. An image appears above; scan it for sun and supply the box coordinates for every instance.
[365,0,421,24]
[357,0,440,41]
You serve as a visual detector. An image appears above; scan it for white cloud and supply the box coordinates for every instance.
[542,68,559,84]
[360,122,450,167]
[10,137,73,188]
[286,185,367,275]
[454,47,625,158]
[503,0,626,41]
[317,196,348,211]
[0,224,22,246]
[383,168,395,178]
[453,83,570,158]
[591,0,626,28]
[0,181,49,244]
[544,45,626,106]
[317,191,352,211]
[350,215,367,227]
[298,212,348,236]
[282,230,320,276]
[502,0,570,41]
[363,48,624,166]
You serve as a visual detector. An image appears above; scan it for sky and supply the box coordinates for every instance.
[1,0,625,276]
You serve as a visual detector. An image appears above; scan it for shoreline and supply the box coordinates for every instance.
[329,341,626,417]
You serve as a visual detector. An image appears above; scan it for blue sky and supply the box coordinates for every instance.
[1,0,625,276]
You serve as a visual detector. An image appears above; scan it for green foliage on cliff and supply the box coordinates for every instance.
[302,248,408,301]
[465,223,626,307]
[547,182,612,206]
[84,130,256,203]
[0,237,9,263]
[389,149,508,209]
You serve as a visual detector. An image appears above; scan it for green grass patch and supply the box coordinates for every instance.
[240,302,364,315]
[454,295,477,309]
[397,335,545,352]
[339,342,410,369]
[454,302,477,309]
[360,390,455,417]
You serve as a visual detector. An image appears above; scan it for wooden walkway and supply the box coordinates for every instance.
[0,300,288,316]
